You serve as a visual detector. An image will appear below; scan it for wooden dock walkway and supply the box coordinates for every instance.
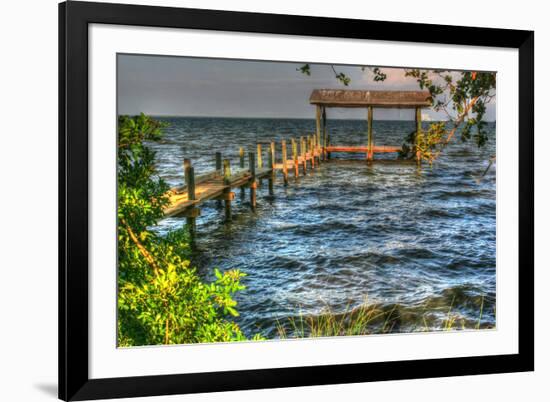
[162,132,404,234]
[163,136,326,219]
[164,167,272,217]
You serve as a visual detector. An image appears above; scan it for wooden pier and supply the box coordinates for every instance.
[163,89,432,232]
[164,164,272,217]
[163,135,324,233]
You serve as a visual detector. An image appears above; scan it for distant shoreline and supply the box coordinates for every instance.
[119,114,496,123]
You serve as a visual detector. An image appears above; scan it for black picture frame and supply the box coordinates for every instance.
[59,1,534,400]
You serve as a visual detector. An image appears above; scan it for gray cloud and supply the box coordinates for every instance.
[117,54,495,121]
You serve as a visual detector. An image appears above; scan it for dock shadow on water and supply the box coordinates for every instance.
[153,117,496,339]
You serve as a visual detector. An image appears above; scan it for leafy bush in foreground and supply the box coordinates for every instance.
[117,113,257,346]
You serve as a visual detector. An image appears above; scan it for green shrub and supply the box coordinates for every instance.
[117,113,257,346]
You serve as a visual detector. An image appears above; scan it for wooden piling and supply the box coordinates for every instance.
[186,166,196,201]
[316,134,321,164]
[309,136,315,169]
[367,106,374,161]
[268,141,275,195]
[311,135,316,165]
[313,134,319,165]
[322,107,327,160]
[312,135,316,166]
[306,135,315,169]
[239,147,245,198]
[185,165,197,238]
[183,158,191,186]
[270,141,276,168]
[214,153,222,206]
[282,139,289,185]
[257,143,263,186]
[291,138,299,177]
[249,152,257,209]
[415,107,422,164]
[257,143,263,169]
[223,159,232,220]
[306,136,310,167]
[300,136,307,174]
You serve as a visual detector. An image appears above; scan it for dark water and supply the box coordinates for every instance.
[150,117,496,338]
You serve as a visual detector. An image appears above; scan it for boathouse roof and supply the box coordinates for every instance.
[309,89,432,108]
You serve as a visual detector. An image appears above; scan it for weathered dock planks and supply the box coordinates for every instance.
[164,167,272,217]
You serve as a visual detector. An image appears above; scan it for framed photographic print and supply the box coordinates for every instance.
[59,1,534,400]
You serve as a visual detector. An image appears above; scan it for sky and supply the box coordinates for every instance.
[117,54,496,121]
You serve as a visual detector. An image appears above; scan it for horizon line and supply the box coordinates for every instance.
[119,113,496,123]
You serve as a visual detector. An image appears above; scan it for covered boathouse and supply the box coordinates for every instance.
[309,89,432,162]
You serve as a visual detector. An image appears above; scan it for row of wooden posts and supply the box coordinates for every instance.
[179,133,326,236]
[252,133,326,183]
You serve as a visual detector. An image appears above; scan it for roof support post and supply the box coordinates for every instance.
[315,105,322,160]
[367,106,374,161]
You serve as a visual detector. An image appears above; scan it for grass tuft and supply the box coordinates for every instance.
[275,296,493,339]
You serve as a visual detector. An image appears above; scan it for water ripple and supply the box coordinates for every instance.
[152,117,496,336]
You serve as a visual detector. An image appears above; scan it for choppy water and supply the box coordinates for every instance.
[150,117,496,338]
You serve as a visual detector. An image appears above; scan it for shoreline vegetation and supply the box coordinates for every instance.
[276,297,494,340]
[117,113,494,346]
